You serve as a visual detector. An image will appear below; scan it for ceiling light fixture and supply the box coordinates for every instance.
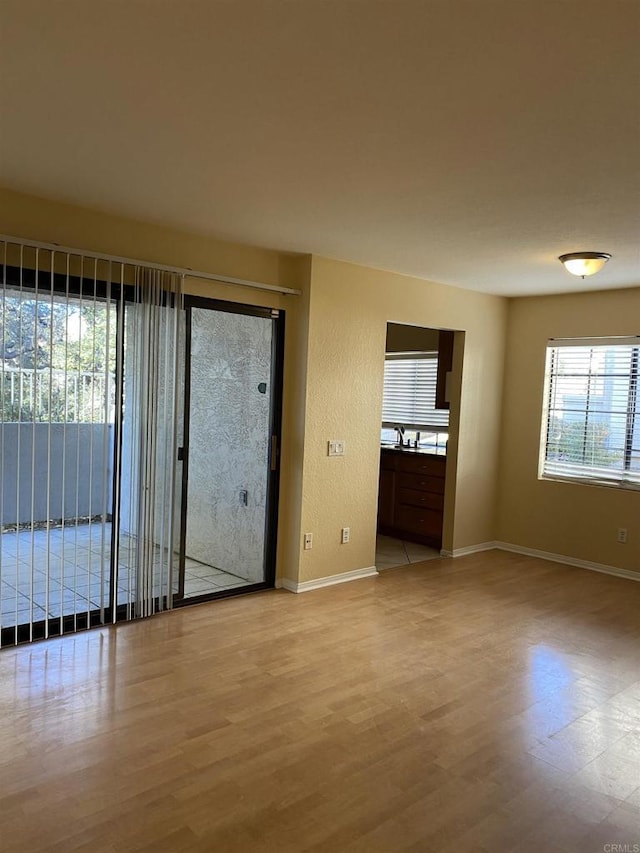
[558,251,612,279]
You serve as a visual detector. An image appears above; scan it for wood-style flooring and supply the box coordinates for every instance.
[1,550,639,852]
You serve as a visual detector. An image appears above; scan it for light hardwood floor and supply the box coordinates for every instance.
[1,550,639,852]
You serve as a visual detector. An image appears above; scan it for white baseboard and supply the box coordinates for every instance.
[494,541,640,582]
[280,565,378,594]
[441,542,498,558]
[440,539,638,582]
[278,543,639,593]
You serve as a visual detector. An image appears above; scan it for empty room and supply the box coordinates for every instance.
[0,2,639,852]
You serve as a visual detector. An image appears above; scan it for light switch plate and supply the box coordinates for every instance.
[328,440,345,456]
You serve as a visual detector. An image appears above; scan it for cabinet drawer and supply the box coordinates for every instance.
[397,487,444,511]
[396,454,446,476]
[395,506,442,537]
[397,472,445,494]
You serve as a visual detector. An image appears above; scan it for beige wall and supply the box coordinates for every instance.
[3,187,637,583]
[1,188,510,587]
[295,256,508,582]
[497,287,640,574]
[0,187,312,583]
[0,187,293,288]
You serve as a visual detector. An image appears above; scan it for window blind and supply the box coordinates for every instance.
[382,352,449,430]
[541,338,640,488]
[1,238,183,646]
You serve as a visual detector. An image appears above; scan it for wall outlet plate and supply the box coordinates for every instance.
[304,532,313,550]
[341,527,350,544]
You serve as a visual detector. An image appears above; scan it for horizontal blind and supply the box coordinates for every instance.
[542,340,640,488]
[382,352,449,430]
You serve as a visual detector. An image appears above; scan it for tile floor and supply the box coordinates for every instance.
[0,522,249,629]
[375,534,441,570]
[1,527,436,629]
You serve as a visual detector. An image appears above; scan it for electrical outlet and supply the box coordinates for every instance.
[617,527,627,544]
[304,532,313,550]
[341,526,350,544]
[328,440,345,457]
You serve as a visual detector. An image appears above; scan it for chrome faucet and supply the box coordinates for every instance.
[394,425,406,447]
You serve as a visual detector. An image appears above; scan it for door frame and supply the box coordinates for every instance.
[175,295,285,605]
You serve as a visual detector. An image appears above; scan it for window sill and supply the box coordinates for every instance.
[539,474,640,492]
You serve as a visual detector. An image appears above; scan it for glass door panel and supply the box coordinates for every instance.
[179,303,279,599]
[1,267,116,643]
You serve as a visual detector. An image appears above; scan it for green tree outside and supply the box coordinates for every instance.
[0,293,116,423]
[546,417,623,468]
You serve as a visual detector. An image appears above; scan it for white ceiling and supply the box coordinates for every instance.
[1,0,639,296]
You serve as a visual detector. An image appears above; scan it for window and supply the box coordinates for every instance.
[381,352,449,449]
[540,337,640,489]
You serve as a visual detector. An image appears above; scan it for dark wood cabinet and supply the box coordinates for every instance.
[377,450,446,548]
[377,468,395,528]
[435,330,454,410]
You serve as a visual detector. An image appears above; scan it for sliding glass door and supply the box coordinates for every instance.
[1,238,284,646]
[176,299,283,601]
[0,249,118,644]
[1,243,185,646]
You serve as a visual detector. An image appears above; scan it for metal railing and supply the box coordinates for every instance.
[1,366,115,423]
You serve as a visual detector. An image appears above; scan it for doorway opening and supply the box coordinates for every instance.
[375,322,461,571]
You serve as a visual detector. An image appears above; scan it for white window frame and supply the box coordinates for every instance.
[539,336,640,490]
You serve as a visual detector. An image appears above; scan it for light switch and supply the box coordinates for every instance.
[328,440,345,456]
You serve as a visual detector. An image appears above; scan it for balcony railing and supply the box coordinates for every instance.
[1,366,115,423]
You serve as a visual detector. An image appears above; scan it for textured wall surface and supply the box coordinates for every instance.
[497,287,640,573]
[295,255,508,583]
[185,309,272,582]
[2,188,513,589]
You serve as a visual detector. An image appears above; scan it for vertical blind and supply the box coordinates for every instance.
[382,352,450,430]
[541,338,640,488]
[0,238,183,646]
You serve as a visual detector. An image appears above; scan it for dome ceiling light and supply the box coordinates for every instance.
[558,252,612,279]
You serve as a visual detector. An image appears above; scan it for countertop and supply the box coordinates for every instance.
[380,444,447,458]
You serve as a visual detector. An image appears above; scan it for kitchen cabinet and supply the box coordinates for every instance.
[435,330,454,410]
[377,449,446,548]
